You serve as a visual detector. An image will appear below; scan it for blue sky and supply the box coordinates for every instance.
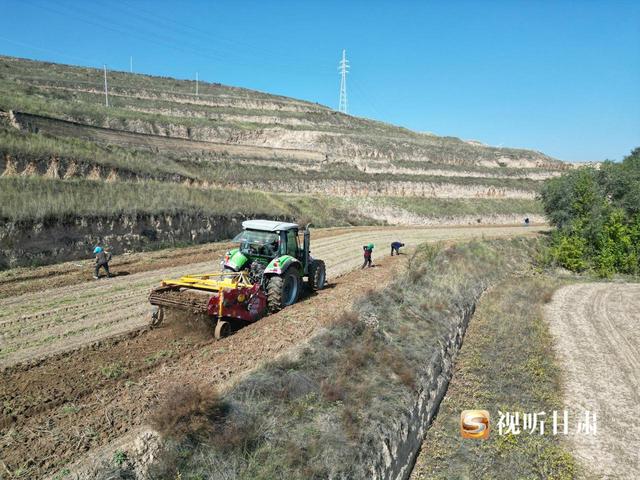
[1,0,639,162]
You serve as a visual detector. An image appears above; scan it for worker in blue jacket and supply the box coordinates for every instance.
[390,241,405,256]
[93,246,112,279]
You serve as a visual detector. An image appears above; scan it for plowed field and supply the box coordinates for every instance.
[0,225,545,478]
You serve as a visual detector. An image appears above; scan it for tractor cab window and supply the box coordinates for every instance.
[233,230,280,257]
[285,230,299,257]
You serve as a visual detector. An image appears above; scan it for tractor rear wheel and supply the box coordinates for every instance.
[267,267,301,313]
[308,260,326,290]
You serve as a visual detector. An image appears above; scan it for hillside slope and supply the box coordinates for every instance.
[0,55,564,170]
[0,55,559,267]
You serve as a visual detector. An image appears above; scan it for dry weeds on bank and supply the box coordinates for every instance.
[99,238,544,480]
[0,176,543,224]
[411,276,576,480]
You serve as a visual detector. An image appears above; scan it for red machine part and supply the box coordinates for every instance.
[206,283,267,322]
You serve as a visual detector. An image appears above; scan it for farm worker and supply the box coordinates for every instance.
[524,217,530,226]
[362,243,374,269]
[93,246,112,279]
[390,241,405,256]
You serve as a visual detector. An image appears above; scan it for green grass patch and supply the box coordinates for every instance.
[0,176,544,224]
[144,349,174,365]
[411,276,576,479]
[61,403,80,415]
[100,362,126,379]
[0,127,198,180]
[0,176,373,225]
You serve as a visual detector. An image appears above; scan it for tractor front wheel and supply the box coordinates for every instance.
[308,260,326,290]
[267,268,301,313]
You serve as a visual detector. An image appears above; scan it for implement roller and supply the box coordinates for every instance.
[149,271,267,339]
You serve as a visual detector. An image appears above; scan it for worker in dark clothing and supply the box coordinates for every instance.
[93,246,111,279]
[362,243,374,268]
[524,217,530,226]
[390,241,405,256]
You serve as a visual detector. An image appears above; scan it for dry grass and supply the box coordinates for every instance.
[411,275,576,480]
[149,383,228,443]
[0,176,375,226]
[102,238,547,480]
[0,175,543,225]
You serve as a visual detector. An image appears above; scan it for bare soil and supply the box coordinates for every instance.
[545,283,640,479]
[0,225,399,299]
[0,252,400,478]
[0,225,545,478]
[0,225,545,370]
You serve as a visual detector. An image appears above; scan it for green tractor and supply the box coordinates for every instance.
[222,220,326,312]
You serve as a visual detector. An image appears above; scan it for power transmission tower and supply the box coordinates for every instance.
[196,72,199,97]
[103,65,109,107]
[338,49,349,114]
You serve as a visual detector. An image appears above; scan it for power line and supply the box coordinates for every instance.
[0,35,97,66]
[338,49,349,114]
[106,1,335,71]
[350,76,385,121]
[30,1,333,76]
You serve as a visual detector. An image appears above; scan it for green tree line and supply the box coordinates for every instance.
[540,148,640,276]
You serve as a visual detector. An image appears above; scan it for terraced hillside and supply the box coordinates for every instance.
[0,55,564,267]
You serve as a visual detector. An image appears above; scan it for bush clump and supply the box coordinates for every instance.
[540,147,640,276]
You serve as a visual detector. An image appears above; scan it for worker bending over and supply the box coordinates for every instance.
[390,241,405,256]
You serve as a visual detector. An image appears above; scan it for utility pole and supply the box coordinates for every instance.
[195,72,199,97]
[130,56,133,73]
[103,64,109,107]
[338,49,349,114]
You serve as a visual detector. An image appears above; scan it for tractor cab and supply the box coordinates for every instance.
[222,219,325,310]
[224,220,308,272]
[232,220,302,263]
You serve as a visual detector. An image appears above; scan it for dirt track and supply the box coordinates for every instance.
[0,225,545,478]
[545,283,640,478]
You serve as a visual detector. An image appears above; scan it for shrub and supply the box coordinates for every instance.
[540,147,640,276]
[149,383,228,442]
[549,233,588,272]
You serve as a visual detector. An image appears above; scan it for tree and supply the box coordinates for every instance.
[539,148,640,276]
